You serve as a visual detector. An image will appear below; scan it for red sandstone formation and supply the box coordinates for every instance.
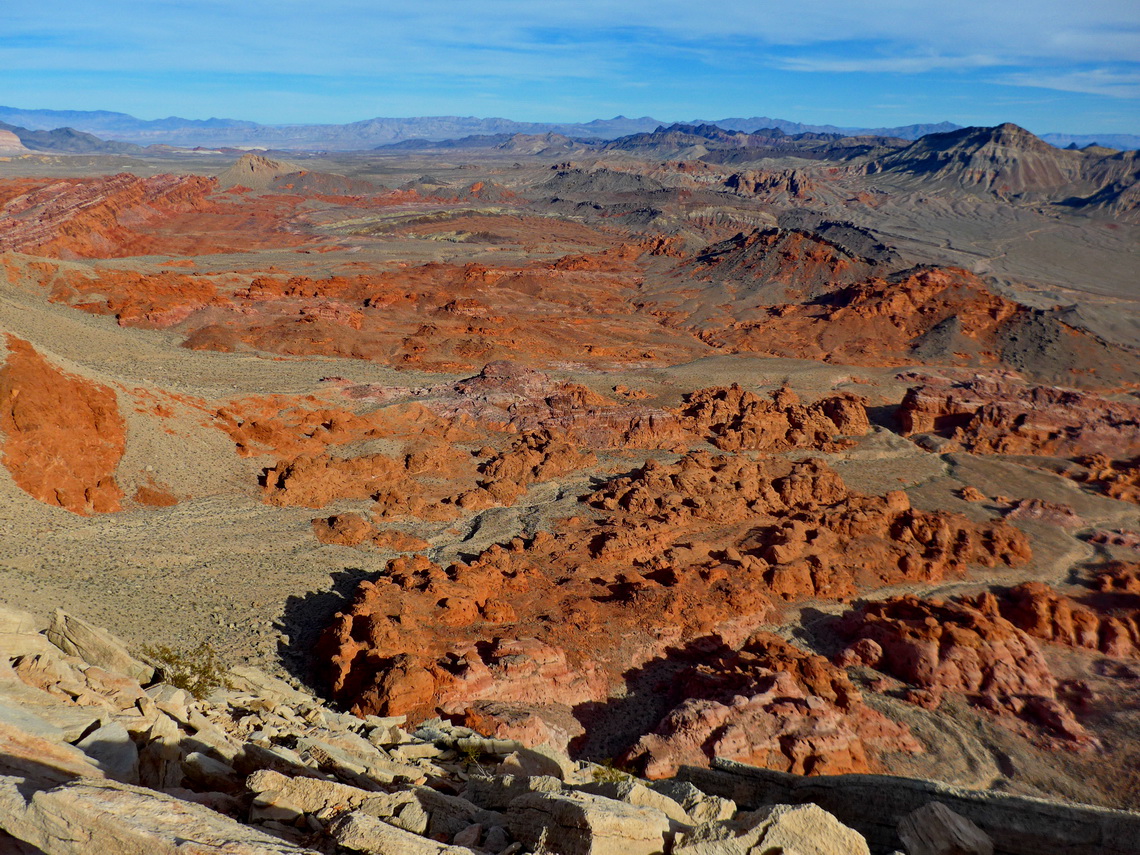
[838,595,1093,744]
[0,173,215,258]
[677,383,869,452]
[461,702,583,755]
[261,453,409,508]
[695,267,1019,363]
[174,249,704,371]
[320,451,1028,739]
[312,513,378,547]
[1094,562,1140,593]
[724,171,816,201]
[312,513,430,552]
[133,483,179,508]
[411,361,689,449]
[465,429,598,506]
[66,271,227,328]
[1089,531,1140,552]
[986,581,1139,660]
[590,453,1028,603]
[216,396,478,460]
[340,364,872,458]
[0,336,126,514]
[625,632,920,779]
[897,375,1140,457]
[1077,455,1140,504]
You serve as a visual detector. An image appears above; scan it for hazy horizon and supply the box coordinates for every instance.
[5,1,1138,137]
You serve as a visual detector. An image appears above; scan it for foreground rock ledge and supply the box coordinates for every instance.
[0,777,318,855]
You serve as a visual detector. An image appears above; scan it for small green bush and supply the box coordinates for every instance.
[591,758,633,783]
[141,641,231,699]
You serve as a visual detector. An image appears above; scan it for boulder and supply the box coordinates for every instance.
[898,802,994,855]
[182,752,239,794]
[649,780,736,824]
[0,720,103,782]
[0,776,320,854]
[674,802,870,855]
[76,722,139,784]
[45,610,154,684]
[328,811,475,855]
[465,772,563,810]
[508,790,671,855]
[576,778,692,825]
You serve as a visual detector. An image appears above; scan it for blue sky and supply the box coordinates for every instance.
[3,0,1138,133]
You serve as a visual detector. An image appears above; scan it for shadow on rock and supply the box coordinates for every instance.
[276,566,376,697]
[569,635,725,764]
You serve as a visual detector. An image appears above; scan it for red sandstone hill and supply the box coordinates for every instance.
[673,264,1139,387]
[0,173,215,258]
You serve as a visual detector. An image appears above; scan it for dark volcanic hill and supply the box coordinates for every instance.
[869,123,1140,216]
[870,123,1084,195]
[604,123,909,163]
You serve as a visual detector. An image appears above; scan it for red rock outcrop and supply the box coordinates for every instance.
[171,251,706,372]
[0,336,126,514]
[677,383,869,452]
[0,173,215,258]
[261,453,408,508]
[216,396,478,459]
[987,581,1140,660]
[724,171,816,201]
[312,513,430,552]
[625,632,920,779]
[1076,455,1140,504]
[1088,530,1140,552]
[897,375,1140,457]
[465,429,598,506]
[373,364,871,455]
[838,594,1092,744]
[133,482,179,507]
[697,267,1019,363]
[460,701,584,755]
[320,451,1029,730]
[45,266,229,328]
[1094,562,1140,593]
[590,453,1029,603]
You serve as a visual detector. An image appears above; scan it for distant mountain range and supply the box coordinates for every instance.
[0,106,985,151]
[0,105,1136,155]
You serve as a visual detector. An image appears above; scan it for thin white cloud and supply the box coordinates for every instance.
[6,0,1140,72]
[777,54,1003,74]
[999,68,1140,99]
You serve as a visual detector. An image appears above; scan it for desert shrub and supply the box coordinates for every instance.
[141,641,231,699]
[590,758,633,783]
